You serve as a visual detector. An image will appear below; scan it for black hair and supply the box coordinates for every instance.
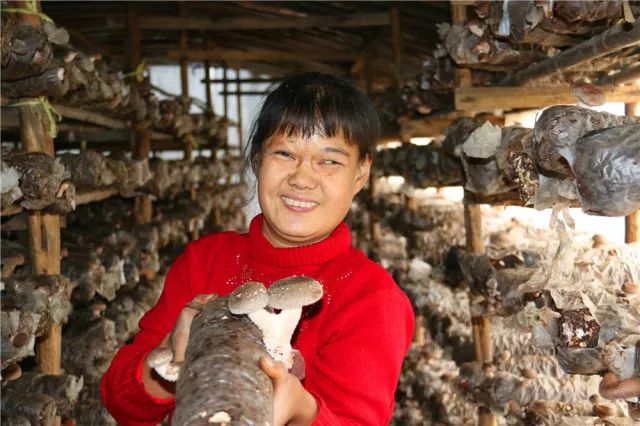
[245,72,380,170]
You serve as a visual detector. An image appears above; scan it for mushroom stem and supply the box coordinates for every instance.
[599,372,640,400]
[248,308,302,369]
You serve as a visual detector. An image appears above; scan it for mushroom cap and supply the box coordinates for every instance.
[228,281,268,315]
[267,276,323,310]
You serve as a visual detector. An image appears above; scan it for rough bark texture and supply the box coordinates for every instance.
[533,105,640,176]
[3,372,83,416]
[0,390,56,426]
[174,297,273,426]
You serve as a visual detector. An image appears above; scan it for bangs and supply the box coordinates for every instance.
[269,84,357,143]
[247,73,380,167]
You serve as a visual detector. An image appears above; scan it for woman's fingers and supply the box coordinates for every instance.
[259,356,287,384]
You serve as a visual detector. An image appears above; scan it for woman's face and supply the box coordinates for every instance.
[256,131,371,247]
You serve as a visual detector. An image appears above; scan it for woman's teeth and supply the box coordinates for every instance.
[282,196,317,209]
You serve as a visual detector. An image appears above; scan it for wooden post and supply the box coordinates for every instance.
[223,64,229,120]
[452,2,494,425]
[236,69,243,154]
[405,193,426,346]
[179,3,193,162]
[14,0,62,379]
[389,5,403,86]
[625,102,639,245]
[129,6,152,225]
[204,60,213,115]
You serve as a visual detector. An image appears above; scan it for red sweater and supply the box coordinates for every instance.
[101,214,414,425]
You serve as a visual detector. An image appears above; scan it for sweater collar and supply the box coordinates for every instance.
[248,214,352,267]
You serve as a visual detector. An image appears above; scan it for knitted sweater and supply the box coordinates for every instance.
[101,214,414,425]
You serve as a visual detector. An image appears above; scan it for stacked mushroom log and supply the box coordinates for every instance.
[438,1,640,83]
[350,183,640,424]
[1,15,228,148]
[1,158,247,424]
[375,105,640,217]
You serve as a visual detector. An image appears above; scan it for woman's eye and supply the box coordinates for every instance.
[274,150,292,158]
[321,159,341,166]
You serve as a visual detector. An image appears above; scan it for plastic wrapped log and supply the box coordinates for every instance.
[3,372,83,416]
[480,371,600,407]
[496,127,539,202]
[461,122,518,196]
[0,390,56,426]
[1,23,53,81]
[62,254,105,302]
[173,297,273,426]
[1,159,24,209]
[0,414,30,426]
[3,152,71,210]
[554,1,631,22]
[1,310,39,370]
[439,23,543,69]
[568,124,640,217]
[533,105,640,176]
[1,65,69,99]
[62,317,117,385]
[495,353,567,378]
[2,275,74,336]
[72,398,117,426]
[59,150,116,189]
[487,1,591,46]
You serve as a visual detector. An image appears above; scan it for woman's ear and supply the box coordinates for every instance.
[354,155,372,194]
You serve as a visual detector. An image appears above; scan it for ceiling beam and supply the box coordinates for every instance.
[455,84,640,112]
[139,13,389,31]
[167,48,356,62]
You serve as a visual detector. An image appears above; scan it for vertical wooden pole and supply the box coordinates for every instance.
[236,69,243,154]
[179,2,193,162]
[129,6,152,225]
[451,2,494,425]
[405,193,426,346]
[389,5,403,86]
[625,102,639,244]
[204,60,213,115]
[14,0,63,381]
[223,64,229,121]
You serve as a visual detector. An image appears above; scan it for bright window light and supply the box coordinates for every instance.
[410,137,432,146]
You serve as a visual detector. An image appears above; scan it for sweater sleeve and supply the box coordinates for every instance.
[101,243,202,425]
[305,287,414,425]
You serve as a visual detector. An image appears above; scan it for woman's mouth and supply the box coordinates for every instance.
[281,196,318,211]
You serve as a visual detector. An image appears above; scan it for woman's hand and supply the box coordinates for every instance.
[142,294,218,398]
[260,357,318,426]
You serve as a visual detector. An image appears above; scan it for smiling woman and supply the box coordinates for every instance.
[101,73,414,426]
[257,131,371,247]
[248,73,379,247]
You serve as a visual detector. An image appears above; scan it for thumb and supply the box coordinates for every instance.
[260,356,286,383]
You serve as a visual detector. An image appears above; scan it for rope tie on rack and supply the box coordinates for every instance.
[184,134,198,149]
[2,0,54,23]
[123,59,147,83]
[6,97,62,138]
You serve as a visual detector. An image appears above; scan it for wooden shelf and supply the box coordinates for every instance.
[1,187,120,218]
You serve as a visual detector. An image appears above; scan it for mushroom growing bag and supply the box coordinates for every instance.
[566,124,640,216]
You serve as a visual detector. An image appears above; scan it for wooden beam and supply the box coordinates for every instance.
[455,84,640,112]
[202,77,280,84]
[236,70,243,153]
[223,65,229,119]
[204,61,213,112]
[598,63,640,87]
[389,5,403,81]
[52,105,127,129]
[500,20,640,86]
[13,1,63,380]
[167,48,356,63]
[129,5,152,225]
[140,13,389,31]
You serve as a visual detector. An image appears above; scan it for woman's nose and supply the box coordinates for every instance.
[287,160,317,190]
